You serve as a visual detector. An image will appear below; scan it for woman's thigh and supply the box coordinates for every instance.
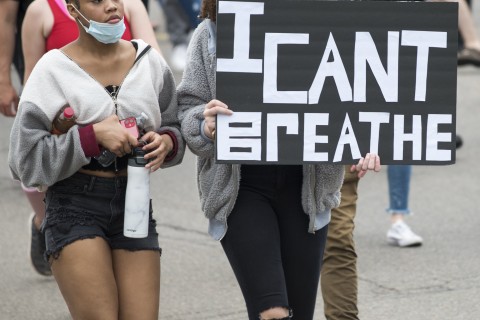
[51,237,119,320]
[113,249,161,320]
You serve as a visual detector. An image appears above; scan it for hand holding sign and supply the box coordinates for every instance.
[203,99,233,139]
[351,153,381,179]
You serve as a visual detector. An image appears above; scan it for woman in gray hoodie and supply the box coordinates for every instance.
[177,1,380,319]
[9,0,184,318]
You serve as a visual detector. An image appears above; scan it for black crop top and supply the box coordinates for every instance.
[82,154,129,172]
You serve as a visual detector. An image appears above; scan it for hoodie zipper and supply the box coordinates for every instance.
[60,44,151,172]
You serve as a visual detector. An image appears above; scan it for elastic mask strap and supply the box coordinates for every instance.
[69,4,89,29]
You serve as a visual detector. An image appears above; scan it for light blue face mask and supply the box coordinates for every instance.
[71,5,126,44]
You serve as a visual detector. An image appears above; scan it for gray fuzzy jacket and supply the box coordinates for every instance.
[177,20,344,240]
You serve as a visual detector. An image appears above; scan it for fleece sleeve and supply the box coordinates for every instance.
[177,24,216,159]
[156,59,185,168]
[8,101,90,188]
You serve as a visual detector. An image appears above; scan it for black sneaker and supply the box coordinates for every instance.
[30,214,52,276]
[457,48,480,67]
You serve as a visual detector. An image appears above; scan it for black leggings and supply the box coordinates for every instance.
[221,165,328,320]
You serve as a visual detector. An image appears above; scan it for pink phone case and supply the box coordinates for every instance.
[120,117,139,139]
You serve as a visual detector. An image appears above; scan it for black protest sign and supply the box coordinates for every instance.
[215,0,458,164]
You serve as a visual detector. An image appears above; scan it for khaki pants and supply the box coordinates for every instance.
[321,166,360,320]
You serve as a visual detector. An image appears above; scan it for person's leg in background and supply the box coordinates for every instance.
[321,166,359,320]
[177,0,201,28]
[23,184,51,276]
[158,0,193,71]
[455,0,480,66]
[454,0,473,147]
[386,165,423,247]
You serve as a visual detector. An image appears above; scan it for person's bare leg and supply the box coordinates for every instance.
[260,307,290,319]
[50,237,119,320]
[391,213,404,224]
[113,249,161,320]
[458,0,480,50]
[430,0,480,49]
[22,185,46,229]
[24,184,51,275]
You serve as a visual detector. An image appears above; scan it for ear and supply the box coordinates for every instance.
[66,3,79,19]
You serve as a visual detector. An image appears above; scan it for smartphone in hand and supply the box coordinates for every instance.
[120,117,139,139]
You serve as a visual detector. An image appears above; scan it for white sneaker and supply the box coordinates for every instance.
[170,44,188,72]
[386,220,423,247]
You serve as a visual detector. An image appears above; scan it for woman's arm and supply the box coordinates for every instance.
[8,101,90,188]
[0,0,19,116]
[155,59,185,168]
[126,0,163,54]
[177,23,220,159]
[21,0,48,83]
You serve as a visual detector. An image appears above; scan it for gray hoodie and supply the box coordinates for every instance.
[177,20,344,240]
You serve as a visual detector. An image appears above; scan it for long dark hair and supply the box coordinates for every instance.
[199,0,217,22]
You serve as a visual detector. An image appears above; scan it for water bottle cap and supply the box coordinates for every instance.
[128,147,148,167]
[63,107,75,119]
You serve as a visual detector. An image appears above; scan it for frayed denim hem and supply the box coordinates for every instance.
[45,234,105,261]
[386,208,412,215]
[46,235,163,261]
[112,246,162,257]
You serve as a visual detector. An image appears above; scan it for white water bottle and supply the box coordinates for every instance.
[124,147,150,238]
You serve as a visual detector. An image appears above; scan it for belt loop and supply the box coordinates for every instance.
[87,176,96,192]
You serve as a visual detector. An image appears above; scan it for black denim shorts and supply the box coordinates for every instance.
[43,172,161,260]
